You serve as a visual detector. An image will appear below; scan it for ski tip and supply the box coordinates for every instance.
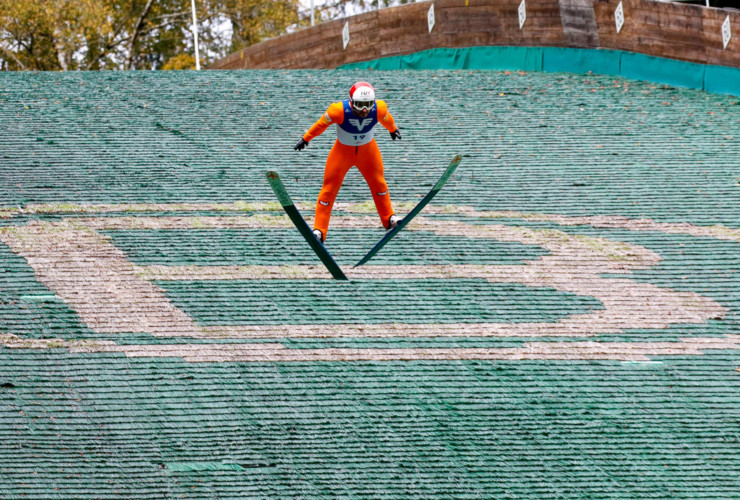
[354,254,373,267]
[266,170,294,207]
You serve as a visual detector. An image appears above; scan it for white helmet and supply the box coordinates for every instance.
[349,81,376,113]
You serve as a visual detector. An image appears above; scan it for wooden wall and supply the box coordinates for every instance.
[210,0,740,70]
[593,0,740,68]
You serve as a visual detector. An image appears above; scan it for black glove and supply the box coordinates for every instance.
[390,128,402,141]
[294,138,308,151]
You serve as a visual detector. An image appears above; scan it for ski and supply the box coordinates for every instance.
[266,171,348,280]
[355,154,463,267]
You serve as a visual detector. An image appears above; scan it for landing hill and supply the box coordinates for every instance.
[1,68,739,497]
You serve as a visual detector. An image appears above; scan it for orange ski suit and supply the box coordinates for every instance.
[302,100,398,240]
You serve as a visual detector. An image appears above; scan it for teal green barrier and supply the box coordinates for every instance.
[353,46,543,72]
[339,46,740,97]
[466,46,542,71]
[620,52,705,91]
[404,47,469,70]
[543,47,621,76]
[704,64,740,96]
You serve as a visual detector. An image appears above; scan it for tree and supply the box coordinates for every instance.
[0,0,146,70]
[0,0,194,70]
[162,52,196,69]
[209,0,301,54]
[122,0,193,70]
[0,0,408,71]
[0,0,69,70]
[1,0,294,70]
[309,0,413,22]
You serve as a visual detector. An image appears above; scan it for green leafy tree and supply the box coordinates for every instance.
[162,52,195,69]
[0,0,80,70]
[209,0,301,54]
[0,0,411,71]
[310,0,413,22]
[0,0,172,70]
[124,0,193,70]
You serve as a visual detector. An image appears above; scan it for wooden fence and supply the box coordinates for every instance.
[210,0,739,70]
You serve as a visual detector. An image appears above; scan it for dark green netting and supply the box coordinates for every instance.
[1,58,740,498]
[339,46,740,97]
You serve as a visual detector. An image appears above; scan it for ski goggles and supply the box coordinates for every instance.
[352,100,375,112]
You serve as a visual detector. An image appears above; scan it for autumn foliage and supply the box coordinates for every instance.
[0,0,302,70]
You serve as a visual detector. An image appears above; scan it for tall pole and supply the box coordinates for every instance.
[191,0,201,70]
[311,0,315,26]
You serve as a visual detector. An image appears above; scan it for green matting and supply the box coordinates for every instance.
[2,351,739,497]
[340,46,740,97]
[160,279,603,325]
[103,228,548,266]
[1,66,739,497]
[1,70,738,225]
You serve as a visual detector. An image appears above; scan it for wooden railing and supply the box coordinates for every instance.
[210,0,739,70]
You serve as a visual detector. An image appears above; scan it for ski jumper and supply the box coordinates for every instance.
[302,99,398,239]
